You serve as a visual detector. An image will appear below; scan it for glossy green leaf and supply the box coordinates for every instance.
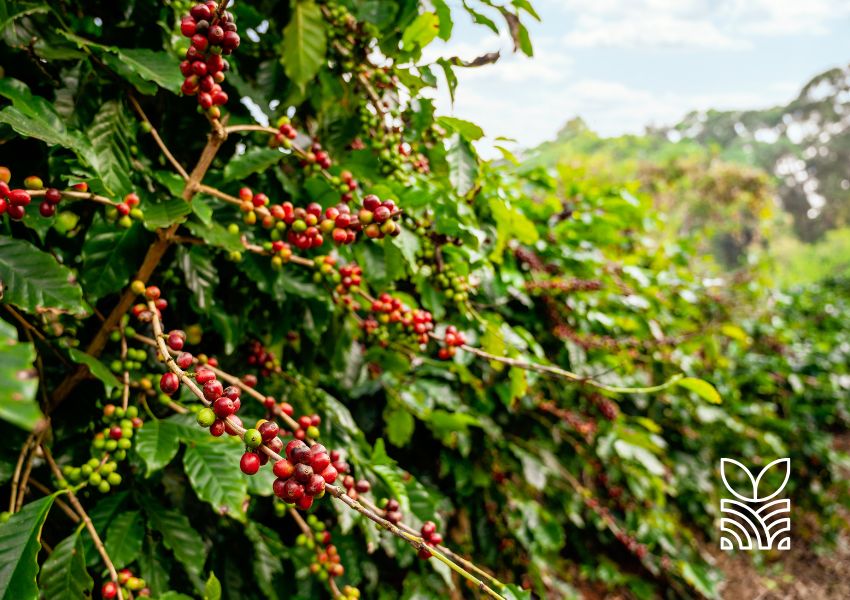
[134,418,182,475]
[104,510,144,569]
[204,572,221,600]
[677,377,722,404]
[224,147,283,182]
[0,320,41,431]
[281,1,327,88]
[437,116,484,141]
[244,522,285,600]
[142,199,192,230]
[0,494,57,600]
[80,218,149,301]
[0,237,85,314]
[144,499,208,580]
[401,12,439,55]
[183,440,248,521]
[176,246,218,312]
[68,349,121,394]
[446,133,478,196]
[38,530,93,600]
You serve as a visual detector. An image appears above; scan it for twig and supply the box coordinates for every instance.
[9,433,35,513]
[28,478,80,524]
[120,323,130,411]
[128,96,189,181]
[27,188,118,207]
[42,445,124,600]
[16,424,49,511]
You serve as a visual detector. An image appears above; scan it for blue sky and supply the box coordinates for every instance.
[422,0,850,156]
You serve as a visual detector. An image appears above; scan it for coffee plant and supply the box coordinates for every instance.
[1,1,849,599]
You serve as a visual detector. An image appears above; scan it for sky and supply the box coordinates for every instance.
[421,0,850,157]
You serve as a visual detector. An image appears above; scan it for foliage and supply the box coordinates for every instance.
[0,1,848,599]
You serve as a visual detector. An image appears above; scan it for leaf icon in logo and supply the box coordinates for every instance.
[721,458,790,502]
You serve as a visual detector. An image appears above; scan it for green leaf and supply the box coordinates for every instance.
[38,530,93,600]
[142,199,192,230]
[282,1,327,88]
[116,48,184,95]
[176,246,217,312]
[134,419,182,475]
[446,133,478,196]
[138,537,170,597]
[436,116,484,141]
[86,100,134,195]
[67,349,121,394]
[0,320,41,431]
[677,377,722,404]
[104,510,144,569]
[80,218,149,301]
[244,523,285,600]
[401,13,440,55]
[144,499,208,580]
[488,197,538,263]
[384,406,415,447]
[183,440,248,521]
[185,220,243,253]
[159,593,194,600]
[80,493,128,567]
[0,237,85,314]
[224,147,283,182]
[432,0,454,40]
[204,572,222,600]
[0,494,57,600]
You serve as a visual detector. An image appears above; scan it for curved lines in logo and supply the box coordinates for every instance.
[719,458,791,551]
[720,458,790,502]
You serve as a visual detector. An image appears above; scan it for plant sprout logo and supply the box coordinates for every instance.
[719,458,791,551]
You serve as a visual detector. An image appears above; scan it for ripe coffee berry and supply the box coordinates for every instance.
[209,419,226,437]
[166,330,185,350]
[258,420,279,442]
[203,379,224,402]
[159,372,180,395]
[176,352,194,369]
[101,582,118,599]
[196,368,216,384]
[213,396,235,418]
[240,451,260,475]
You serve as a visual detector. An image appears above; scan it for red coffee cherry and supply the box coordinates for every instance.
[159,372,180,395]
[240,452,260,475]
[202,379,224,402]
[102,581,118,599]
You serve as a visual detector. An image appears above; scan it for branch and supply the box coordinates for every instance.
[27,188,118,207]
[143,303,507,600]
[128,95,189,180]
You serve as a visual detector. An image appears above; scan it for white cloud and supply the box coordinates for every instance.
[559,0,850,49]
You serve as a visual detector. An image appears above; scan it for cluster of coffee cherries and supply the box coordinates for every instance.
[360,292,435,347]
[290,413,322,441]
[335,170,358,203]
[415,235,474,306]
[380,497,404,524]
[270,440,339,510]
[417,521,443,559]
[615,530,648,560]
[269,116,298,149]
[437,325,466,360]
[101,568,148,599]
[0,172,48,219]
[299,515,348,581]
[62,404,141,493]
[108,347,147,374]
[340,475,371,501]
[178,2,240,117]
[192,370,247,437]
[106,192,144,228]
[359,194,401,239]
[246,339,279,377]
[130,284,169,323]
[301,141,333,171]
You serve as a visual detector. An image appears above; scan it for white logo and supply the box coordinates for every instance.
[719,458,791,551]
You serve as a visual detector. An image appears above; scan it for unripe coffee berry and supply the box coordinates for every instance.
[197,407,216,427]
[243,428,262,448]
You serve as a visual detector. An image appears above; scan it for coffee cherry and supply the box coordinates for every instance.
[321,465,338,484]
[283,479,305,503]
[39,202,55,217]
[159,372,180,395]
[196,368,216,384]
[310,452,330,472]
[202,379,224,402]
[213,396,235,418]
[102,581,118,599]
[166,332,184,351]
[109,426,123,440]
[354,479,371,493]
[176,352,194,369]
[258,420,279,442]
[243,428,262,448]
[306,473,325,496]
[8,189,31,206]
[240,451,260,475]
[295,494,313,510]
[273,459,295,479]
[421,521,436,537]
[196,407,216,427]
